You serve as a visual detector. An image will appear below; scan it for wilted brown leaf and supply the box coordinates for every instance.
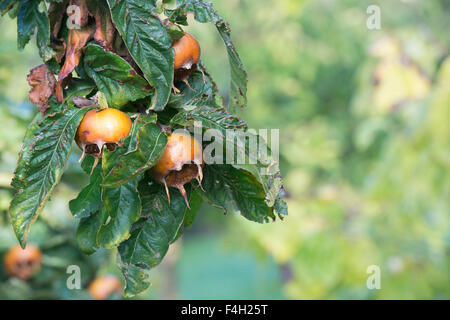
[49,0,69,39]
[94,5,115,51]
[56,26,95,102]
[27,64,57,115]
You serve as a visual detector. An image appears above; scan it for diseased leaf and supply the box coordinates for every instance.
[92,1,115,51]
[9,102,93,247]
[27,64,56,115]
[56,25,95,102]
[118,180,190,297]
[107,0,174,111]
[83,44,153,108]
[167,0,248,111]
[48,0,68,39]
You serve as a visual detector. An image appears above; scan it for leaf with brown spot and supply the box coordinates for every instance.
[56,25,95,102]
[48,0,69,39]
[27,64,57,115]
[94,3,115,51]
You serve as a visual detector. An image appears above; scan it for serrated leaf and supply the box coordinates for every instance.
[83,44,153,108]
[170,104,247,132]
[93,115,156,249]
[102,123,168,189]
[17,0,53,61]
[107,0,174,111]
[167,0,247,111]
[201,165,274,223]
[175,69,217,107]
[96,180,141,249]
[9,103,92,247]
[171,104,287,218]
[69,164,103,219]
[118,180,190,297]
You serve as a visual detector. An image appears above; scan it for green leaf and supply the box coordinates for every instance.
[9,103,92,247]
[17,0,53,61]
[171,105,287,218]
[102,123,168,189]
[201,165,274,223]
[101,114,156,175]
[107,0,174,111]
[96,180,141,249]
[76,212,103,255]
[93,115,157,249]
[69,164,103,219]
[83,44,153,108]
[175,69,218,107]
[64,78,96,107]
[170,104,247,132]
[0,0,17,16]
[118,180,190,297]
[167,0,248,111]
[172,187,203,243]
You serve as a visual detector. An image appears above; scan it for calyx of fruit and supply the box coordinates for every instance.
[88,275,122,300]
[75,108,132,169]
[172,33,201,91]
[150,132,203,208]
[4,244,42,281]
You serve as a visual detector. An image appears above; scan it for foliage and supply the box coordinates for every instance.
[1,0,286,297]
[0,0,449,300]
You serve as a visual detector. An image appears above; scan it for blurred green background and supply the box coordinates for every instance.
[0,0,449,299]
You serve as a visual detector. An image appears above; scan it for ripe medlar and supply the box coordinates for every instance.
[172,33,201,90]
[75,108,132,170]
[149,132,203,207]
[88,275,122,300]
[4,244,42,280]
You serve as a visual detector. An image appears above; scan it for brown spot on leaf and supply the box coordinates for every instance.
[27,64,57,115]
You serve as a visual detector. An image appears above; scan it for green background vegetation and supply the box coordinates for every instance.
[0,0,449,299]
